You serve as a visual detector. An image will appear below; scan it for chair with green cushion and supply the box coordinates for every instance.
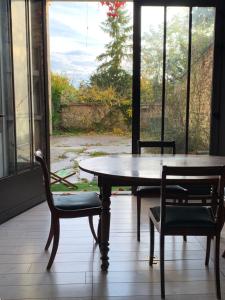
[35,150,101,270]
[149,165,225,299]
[136,140,188,241]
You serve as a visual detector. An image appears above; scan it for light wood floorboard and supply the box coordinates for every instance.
[0,195,225,299]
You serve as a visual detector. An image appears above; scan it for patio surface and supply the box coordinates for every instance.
[50,134,131,182]
[1,195,225,299]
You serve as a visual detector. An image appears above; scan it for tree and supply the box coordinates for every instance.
[90,6,132,97]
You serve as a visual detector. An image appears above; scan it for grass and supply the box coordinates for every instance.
[51,181,131,192]
[89,151,108,157]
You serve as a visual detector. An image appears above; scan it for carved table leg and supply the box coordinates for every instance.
[100,179,111,271]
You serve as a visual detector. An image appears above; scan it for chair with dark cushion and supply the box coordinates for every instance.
[136,140,188,241]
[149,165,225,299]
[35,150,102,270]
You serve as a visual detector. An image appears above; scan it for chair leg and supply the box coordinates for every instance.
[149,218,155,266]
[215,234,221,299]
[160,234,165,299]
[97,217,101,243]
[47,217,60,270]
[137,195,141,242]
[183,235,187,242]
[45,216,54,250]
[89,216,98,243]
[205,236,211,266]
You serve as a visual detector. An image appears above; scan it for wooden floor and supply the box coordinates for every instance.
[1,194,225,300]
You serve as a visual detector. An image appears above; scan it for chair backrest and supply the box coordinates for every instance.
[160,165,225,231]
[137,140,176,155]
[35,150,55,212]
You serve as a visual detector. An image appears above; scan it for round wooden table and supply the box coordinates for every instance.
[79,154,225,270]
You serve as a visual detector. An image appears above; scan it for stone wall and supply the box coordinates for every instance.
[61,103,128,131]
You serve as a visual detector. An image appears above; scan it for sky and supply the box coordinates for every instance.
[49,1,133,87]
[49,2,184,87]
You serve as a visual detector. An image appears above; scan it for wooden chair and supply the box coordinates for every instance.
[149,165,225,299]
[35,150,102,270]
[136,140,188,241]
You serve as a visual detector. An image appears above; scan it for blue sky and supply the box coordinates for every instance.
[49,2,134,87]
[49,2,170,87]
[49,2,108,86]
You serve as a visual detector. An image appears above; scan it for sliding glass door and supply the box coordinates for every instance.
[133,0,216,154]
[0,0,48,223]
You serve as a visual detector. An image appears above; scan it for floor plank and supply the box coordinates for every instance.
[0,195,225,300]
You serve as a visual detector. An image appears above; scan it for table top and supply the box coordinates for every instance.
[79,154,225,181]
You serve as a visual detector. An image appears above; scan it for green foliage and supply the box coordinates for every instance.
[51,73,78,130]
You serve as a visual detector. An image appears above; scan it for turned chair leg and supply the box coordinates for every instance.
[215,234,221,299]
[47,218,60,270]
[149,218,155,266]
[160,234,165,298]
[137,195,141,242]
[45,216,54,250]
[205,236,211,266]
[89,216,99,243]
[97,217,101,243]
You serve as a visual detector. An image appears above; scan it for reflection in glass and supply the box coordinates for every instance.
[189,7,215,154]
[11,0,31,170]
[29,0,46,153]
[0,0,16,177]
[140,7,164,148]
[164,7,189,153]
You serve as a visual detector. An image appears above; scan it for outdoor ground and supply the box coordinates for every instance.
[50,134,131,185]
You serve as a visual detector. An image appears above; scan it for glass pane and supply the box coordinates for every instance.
[29,0,46,153]
[11,0,31,170]
[189,7,215,154]
[140,7,164,150]
[164,7,189,153]
[0,0,16,177]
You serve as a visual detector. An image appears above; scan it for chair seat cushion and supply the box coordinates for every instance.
[150,206,215,228]
[136,185,188,197]
[53,192,101,210]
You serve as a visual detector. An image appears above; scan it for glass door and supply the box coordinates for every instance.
[133,0,216,154]
[0,0,16,177]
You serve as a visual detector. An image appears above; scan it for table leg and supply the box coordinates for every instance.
[100,180,111,271]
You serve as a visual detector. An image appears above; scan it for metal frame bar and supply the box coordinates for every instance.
[161,6,167,154]
[132,0,141,154]
[139,0,214,6]
[42,0,51,168]
[185,7,193,154]
[8,0,18,174]
[26,0,34,166]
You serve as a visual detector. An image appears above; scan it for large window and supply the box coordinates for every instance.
[0,0,16,177]
[137,3,215,154]
[0,0,46,178]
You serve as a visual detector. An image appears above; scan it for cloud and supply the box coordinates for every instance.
[49,1,133,86]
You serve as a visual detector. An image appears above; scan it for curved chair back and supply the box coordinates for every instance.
[35,150,55,212]
[137,140,176,155]
[161,165,225,232]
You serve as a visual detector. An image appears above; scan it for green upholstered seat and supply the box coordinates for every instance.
[137,185,188,197]
[180,184,212,195]
[150,206,215,228]
[53,192,101,210]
